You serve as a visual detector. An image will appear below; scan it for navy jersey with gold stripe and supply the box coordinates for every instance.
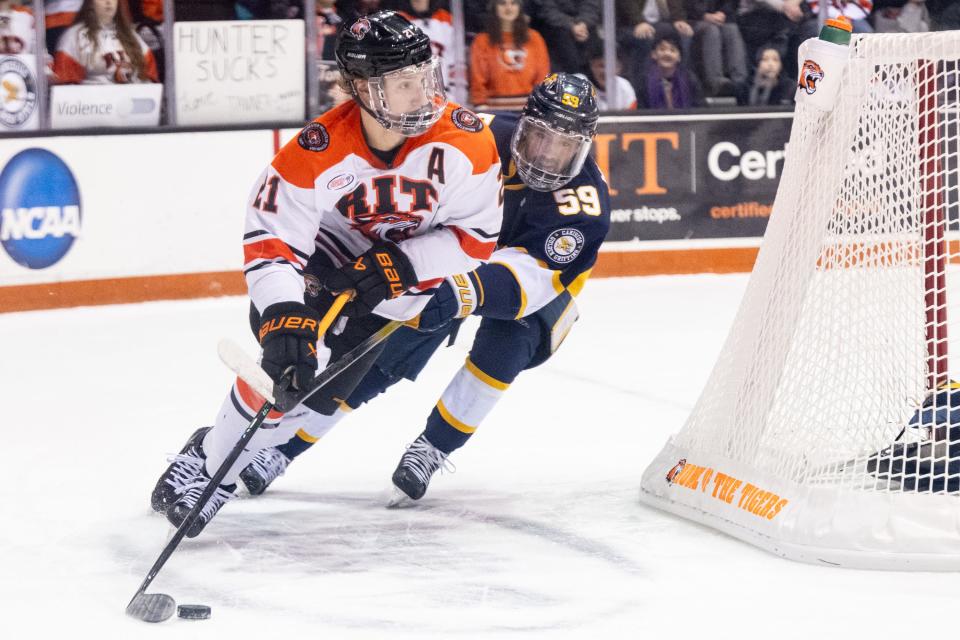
[340,112,612,408]
[480,110,611,317]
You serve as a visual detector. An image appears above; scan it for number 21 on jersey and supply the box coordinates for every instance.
[553,186,601,216]
[253,175,280,213]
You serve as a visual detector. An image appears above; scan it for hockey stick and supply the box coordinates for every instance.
[126,295,403,622]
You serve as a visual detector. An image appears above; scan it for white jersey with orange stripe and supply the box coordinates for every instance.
[53,22,158,84]
[400,10,455,92]
[243,100,503,322]
[44,0,82,29]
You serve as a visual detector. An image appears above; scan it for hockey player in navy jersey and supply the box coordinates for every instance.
[238,72,611,504]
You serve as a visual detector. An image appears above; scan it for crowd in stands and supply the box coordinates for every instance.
[0,0,958,124]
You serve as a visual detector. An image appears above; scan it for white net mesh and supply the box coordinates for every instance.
[641,33,960,567]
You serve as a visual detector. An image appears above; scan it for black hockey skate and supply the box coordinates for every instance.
[239,447,291,496]
[150,427,211,514]
[389,434,454,505]
[166,473,237,538]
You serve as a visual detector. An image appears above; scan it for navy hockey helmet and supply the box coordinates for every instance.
[336,11,447,136]
[511,73,600,191]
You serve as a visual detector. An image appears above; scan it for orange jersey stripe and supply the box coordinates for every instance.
[244,237,299,265]
[399,9,453,25]
[272,101,499,189]
[144,49,159,82]
[236,377,285,420]
[271,101,368,189]
[416,277,444,290]
[414,103,500,176]
[45,12,77,29]
[449,226,496,260]
[52,51,87,84]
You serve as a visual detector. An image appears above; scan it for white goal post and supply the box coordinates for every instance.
[640,32,960,570]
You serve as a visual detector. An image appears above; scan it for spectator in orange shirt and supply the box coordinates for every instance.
[470,0,549,110]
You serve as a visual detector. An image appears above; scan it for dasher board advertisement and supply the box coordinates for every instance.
[50,83,163,129]
[595,112,793,242]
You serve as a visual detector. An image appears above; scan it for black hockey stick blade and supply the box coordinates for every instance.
[127,317,401,621]
[126,592,176,623]
[126,397,278,622]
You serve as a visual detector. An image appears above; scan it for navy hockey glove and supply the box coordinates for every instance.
[319,242,418,317]
[258,301,322,392]
[417,272,482,332]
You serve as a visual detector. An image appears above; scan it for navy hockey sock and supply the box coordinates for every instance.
[277,431,317,460]
[423,405,474,454]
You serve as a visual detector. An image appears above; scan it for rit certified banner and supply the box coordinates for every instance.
[593,111,793,242]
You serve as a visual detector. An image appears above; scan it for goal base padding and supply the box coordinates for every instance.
[639,440,960,571]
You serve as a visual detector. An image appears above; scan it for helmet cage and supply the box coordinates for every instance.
[361,57,447,137]
[510,115,592,192]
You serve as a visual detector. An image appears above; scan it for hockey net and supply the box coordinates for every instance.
[640,32,960,570]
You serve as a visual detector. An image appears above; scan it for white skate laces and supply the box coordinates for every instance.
[247,448,290,486]
[401,436,456,485]
[162,452,205,492]
[174,480,235,523]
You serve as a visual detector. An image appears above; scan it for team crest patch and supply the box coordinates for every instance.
[350,17,371,39]
[298,123,329,152]
[304,274,321,298]
[545,228,584,264]
[798,59,824,95]
[326,173,356,190]
[451,107,483,133]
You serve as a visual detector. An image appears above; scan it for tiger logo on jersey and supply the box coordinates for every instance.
[798,60,824,95]
[351,209,423,243]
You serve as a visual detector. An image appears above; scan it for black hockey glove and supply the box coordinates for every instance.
[258,301,323,392]
[416,272,482,332]
[318,242,418,317]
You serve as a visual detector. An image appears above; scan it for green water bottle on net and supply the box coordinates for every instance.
[795,16,853,110]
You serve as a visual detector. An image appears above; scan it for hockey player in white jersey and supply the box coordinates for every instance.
[149,11,502,537]
[237,73,611,504]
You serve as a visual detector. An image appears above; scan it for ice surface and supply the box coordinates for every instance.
[1,275,953,638]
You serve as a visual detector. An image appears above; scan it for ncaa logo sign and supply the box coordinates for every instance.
[0,148,81,269]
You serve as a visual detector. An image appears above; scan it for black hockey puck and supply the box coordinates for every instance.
[177,604,211,620]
